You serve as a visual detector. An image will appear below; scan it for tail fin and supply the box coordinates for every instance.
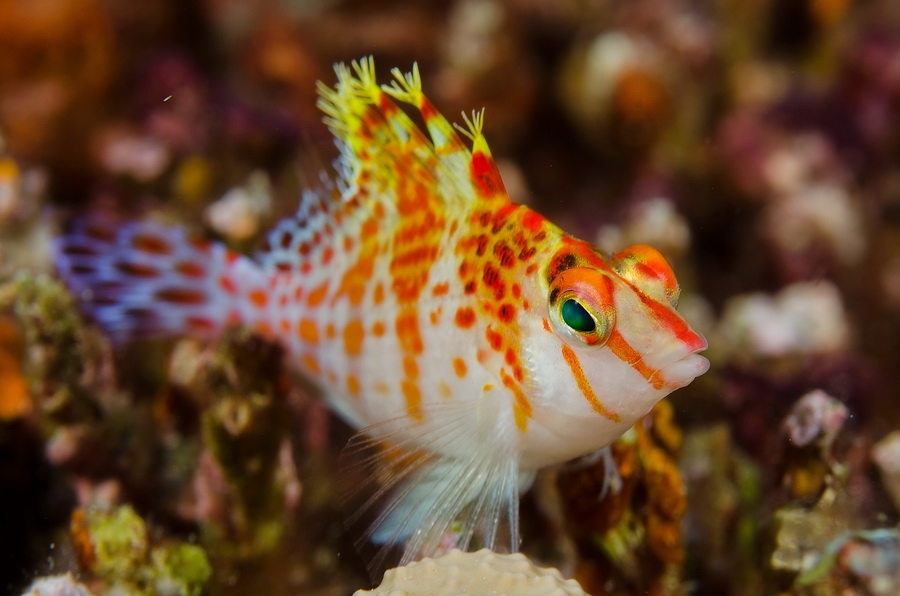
[54,218,268,343]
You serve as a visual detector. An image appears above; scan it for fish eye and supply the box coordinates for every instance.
[548,267,615,348]
[560,298,595,332]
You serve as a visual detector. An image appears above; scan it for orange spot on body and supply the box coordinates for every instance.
[360,217,379,240]
[302,354,320,373]
[347,374,360,397]
[249,289,268,308]
[439,382,452,398]
[395,310,424,354]
[307,283,329,307]
[403,356,419,379]
[321,246,334,265]
[343,320,365,355]
[402,380,423,420]
[560,344,622,420]
[373,282,385,305]
[298,319,319,344]
[453,357,467,377]
[500,369,532,432]
[432,282,450,296]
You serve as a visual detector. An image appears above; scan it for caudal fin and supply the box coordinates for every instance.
[54,218,268,343]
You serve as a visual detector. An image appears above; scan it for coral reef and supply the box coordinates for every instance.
[354,548,588,596]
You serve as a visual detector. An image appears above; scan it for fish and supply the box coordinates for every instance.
[54,57,709,568]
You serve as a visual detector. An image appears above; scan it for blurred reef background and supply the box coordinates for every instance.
[3,0,900,594]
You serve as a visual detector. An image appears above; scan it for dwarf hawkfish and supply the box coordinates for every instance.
[54,57,709,567]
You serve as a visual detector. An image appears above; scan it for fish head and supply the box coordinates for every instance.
[519,241,708,467]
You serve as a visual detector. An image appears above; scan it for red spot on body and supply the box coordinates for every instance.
[219,275,238,295]
[455,307,476,328]
[115,261,159,279]
[505,347,517,365]
[186,316,216,332]
[498,304,516,323]
[175,261,205,278]
[132,233,171,255]
[156,287,206,305]
[521,210,544,232]
[470,151,504,198]
[494,241,516,268]
[485,326,503,351]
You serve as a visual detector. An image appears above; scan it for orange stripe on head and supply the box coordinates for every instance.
[633,292,707,353]
[604,330,666,390]
[560,344,622,421]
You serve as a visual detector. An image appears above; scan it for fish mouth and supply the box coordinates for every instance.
[658,332,710,389]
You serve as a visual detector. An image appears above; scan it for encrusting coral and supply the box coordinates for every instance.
[354,548,588,596]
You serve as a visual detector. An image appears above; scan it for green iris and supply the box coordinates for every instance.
[561,299,596,333]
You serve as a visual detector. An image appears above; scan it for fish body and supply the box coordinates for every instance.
[55,58,708,565]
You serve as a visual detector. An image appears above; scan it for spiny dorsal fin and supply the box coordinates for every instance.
[317,57,510,209]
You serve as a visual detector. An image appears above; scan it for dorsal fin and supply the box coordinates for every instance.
[259,57,512,278]
[316,57,510,211]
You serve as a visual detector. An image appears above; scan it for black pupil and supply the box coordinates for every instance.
[561,299,596,333]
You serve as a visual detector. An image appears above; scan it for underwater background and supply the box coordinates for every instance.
[2,0,900,594]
